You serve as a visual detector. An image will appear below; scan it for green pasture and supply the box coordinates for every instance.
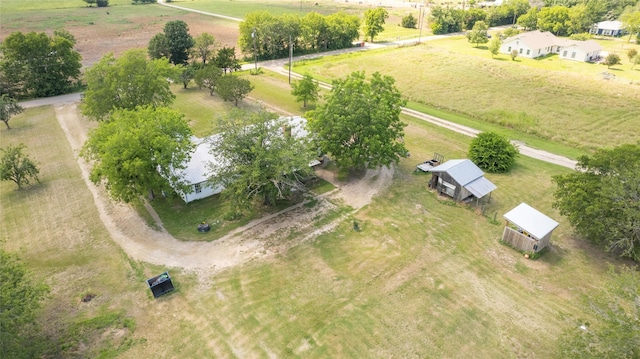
[294,44,640,152]
[1,74,630,357]
[0,0,132,12]
[0,1,189,34]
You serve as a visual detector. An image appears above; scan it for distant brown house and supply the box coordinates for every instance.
[502,203,559,253]
[427,159,497,202]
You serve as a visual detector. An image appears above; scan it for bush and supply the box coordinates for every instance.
[503,27,520,37]
[401,13,417,29]
[468,132,519,173]
[96,0,108,6]
[569,33,592,41]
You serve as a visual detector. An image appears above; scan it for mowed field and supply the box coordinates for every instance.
[1,99,629,357]
[1,0,638,357]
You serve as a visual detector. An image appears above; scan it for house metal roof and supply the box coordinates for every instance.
[503,203,559,240]
[503,31,602,54]
[566,39,602,53]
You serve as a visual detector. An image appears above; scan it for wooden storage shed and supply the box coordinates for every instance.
[502,203,559,253]
[427,159,497,202]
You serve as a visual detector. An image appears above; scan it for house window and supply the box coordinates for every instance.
[194,183,202,193]
[571,52,576,59]
[519,48,523,54]
[526,49,530,55]
[508,46,511,52]
[538,49,541,54]
[563,50,567,57]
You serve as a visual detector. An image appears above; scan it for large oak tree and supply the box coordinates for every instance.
[81,106,194,203]
[210,110,313,208]
[0,31,81,98]
[306,71,407,170]
[82,49,178,121]
[553,142,640,261]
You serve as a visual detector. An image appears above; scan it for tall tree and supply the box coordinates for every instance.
[194,64,223,95]
[210,110,313,208]
[147,33,170,60]
[192,33,216,64]
[301,12,329,50]
[0,94,24,130]
[0,250,49,359]
[306,71,407,170]
[468,132,519,173]
[291,74,320,108]
[82,49,178,120]
[567,4,593,35]
[488,34,502,58]
[214,47,241,74]
[364,7,389,42]
[0,31,81,98]
[517,7,539,30]
[559,266,640,358]
[537,6,571,36]
[466,21,490,47]
[620,10,640,43]
[504,0,531,24]
[0,143,40,189]
[216,75,253,107]
[81,106,194,203]
[553,142,640,261]
[163,20,194,65]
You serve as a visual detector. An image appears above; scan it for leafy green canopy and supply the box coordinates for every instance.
[290,74,320,108]
[0,94,24,130]
[306,71,407,170]
[0,249,49,359]
[163,20,194,65]
[559,266,640,358]
[468,132,519,173]
[82,49,178,121]
[210,110,313,207]
[466,20,489,47]
[364,7,389,42]
[0,143,40,189]
[81,106,194,203]
[216,75,253,107]
[0,31,81,98]
[553,142,640,261]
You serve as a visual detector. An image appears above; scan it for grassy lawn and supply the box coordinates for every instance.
[2,98,630,358]
[162,0,363,18]
[294,44,640,152]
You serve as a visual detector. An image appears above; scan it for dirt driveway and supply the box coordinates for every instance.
[54,103,394,272]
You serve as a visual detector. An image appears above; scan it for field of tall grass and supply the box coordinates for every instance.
[295,44,640,151]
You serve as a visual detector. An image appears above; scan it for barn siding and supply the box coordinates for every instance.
[502,227,546,252]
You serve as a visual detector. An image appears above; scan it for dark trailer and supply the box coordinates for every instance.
[146,271,175,298]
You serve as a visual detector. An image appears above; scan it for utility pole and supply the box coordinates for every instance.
[418,5,424,44]
[252,28,257,71]
[288,35,293,84]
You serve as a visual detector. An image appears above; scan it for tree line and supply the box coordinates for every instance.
[430,0,640,37]
[238,11,361,60]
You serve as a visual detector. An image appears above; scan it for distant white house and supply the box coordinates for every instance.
[558,40,602,62]
[500,30,603,62]
[590,20,625,37]
[172,116,318,203]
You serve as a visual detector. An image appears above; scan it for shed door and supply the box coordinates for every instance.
[442,181,456,197]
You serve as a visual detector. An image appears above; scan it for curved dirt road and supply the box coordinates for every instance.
[54,103,393,271]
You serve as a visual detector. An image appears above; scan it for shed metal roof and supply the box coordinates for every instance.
[464,176,497,198]
[503,203,559,240]
[429,159,484,186]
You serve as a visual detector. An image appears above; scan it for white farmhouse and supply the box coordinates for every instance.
[500,30,602,62]
[171,116,318,203]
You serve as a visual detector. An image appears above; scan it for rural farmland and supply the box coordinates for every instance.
[1,0,639,358]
